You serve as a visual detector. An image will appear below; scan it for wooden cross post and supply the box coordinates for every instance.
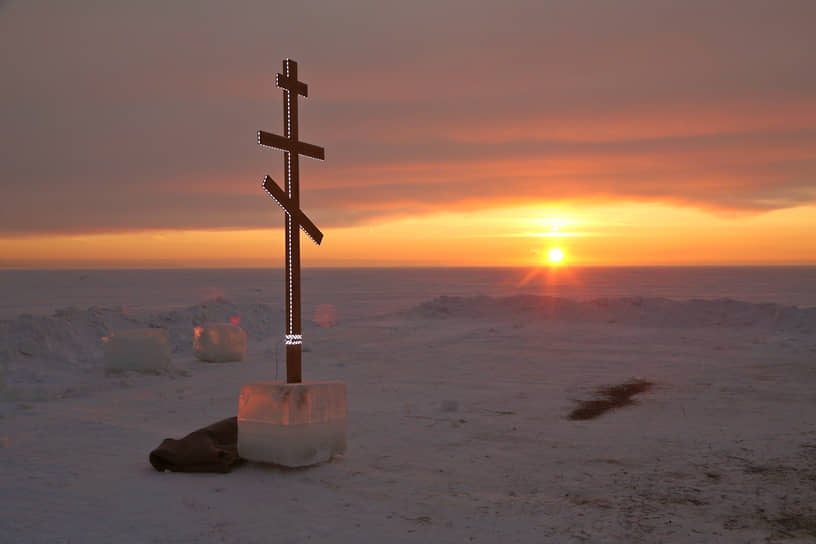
[258,58,325,384]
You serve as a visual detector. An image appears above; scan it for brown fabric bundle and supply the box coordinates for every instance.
[149,417,244,473]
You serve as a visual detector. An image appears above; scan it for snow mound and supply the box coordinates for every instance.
[1,297,281,364]
[409,295,816,331]
[0,298,283,401]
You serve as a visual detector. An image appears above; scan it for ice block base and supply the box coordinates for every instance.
[237,381,347,467]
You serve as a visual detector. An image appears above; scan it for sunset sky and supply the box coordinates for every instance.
[1,0,814,268]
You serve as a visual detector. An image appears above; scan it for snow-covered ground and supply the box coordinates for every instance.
[2,273,816,543]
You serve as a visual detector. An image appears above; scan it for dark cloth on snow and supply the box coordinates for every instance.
[149,417,244,473]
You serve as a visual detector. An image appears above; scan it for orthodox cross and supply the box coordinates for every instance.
[258,58,325,384]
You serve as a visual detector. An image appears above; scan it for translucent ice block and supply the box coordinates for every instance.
[193,322,247,362]
[103,328,171,374]
[237,381,347,467]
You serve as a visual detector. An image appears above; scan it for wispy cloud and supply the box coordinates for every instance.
[1,0,815,237]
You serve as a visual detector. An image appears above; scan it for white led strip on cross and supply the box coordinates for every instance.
[262,176,286,211]
[287,169,293,336]
[285,334,302,345]
[300,227,319,245]
[261,177,320,246]
[284,59,294,338]
[285,59,292,136]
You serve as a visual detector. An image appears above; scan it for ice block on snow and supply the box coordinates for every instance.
[194,322,247,362]
[103,328,172,374]
[237,381,347,467]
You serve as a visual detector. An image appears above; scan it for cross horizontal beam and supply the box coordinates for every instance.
[262,176,324,245]
[258,131,325,161]
[276,73,308,97]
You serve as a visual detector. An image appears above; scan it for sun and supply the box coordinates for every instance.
[547,247,564,264]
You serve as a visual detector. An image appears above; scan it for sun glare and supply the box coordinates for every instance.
[548,247,564,264]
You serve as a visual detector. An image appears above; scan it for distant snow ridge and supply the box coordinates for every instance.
[139,297,281,354]
[0,298,283,400]
[0,297,280,365]
[410,295,816,331]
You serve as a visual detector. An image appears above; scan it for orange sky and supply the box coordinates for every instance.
[1,2,815,268]
[2,202,813,268]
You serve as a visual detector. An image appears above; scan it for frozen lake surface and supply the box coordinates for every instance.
[1,267,815,542]
[1,266,815,320]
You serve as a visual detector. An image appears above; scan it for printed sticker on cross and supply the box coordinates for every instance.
[258,58,325,384]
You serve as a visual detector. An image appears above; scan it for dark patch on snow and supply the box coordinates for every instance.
[567,379,654,421]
